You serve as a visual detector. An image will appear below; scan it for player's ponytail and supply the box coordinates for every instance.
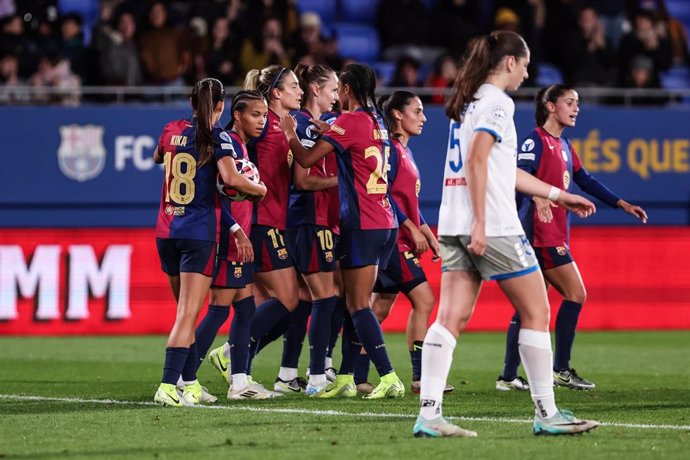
[445,30,528,121]
[379,90,416,138]
[340,63,383,133]
[244,65,288,102]
[294,63,334,109]
[535,84,575,127]
[191,77,225,166]
[226,90,265,130]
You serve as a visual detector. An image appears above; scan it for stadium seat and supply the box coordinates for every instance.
[334,24,381,63]
[59,0,100,44]
[660,66,690,89]
[536,63,564,86]
[297,0,338,24]
[371,61,395,85]
[340,0,380,24]
[667,0,690,22]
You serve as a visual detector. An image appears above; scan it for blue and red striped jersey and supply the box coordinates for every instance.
[389,138,423,252]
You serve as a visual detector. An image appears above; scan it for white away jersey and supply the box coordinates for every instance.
[437,83,524,237]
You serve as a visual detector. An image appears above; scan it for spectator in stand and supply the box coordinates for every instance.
[0,52,26,103]
[242,0,298,41]
[138,1,190,86]
[621,55,669,105]
[389,55,423,88]
[618,9,673,87]
[0,14,35,79]
[205,16,241,87]
[187,16,210,83]
[561,6,617,86]
[60,13,89,83]
[639,0,690,65]
[292,12,341,70]
[29,51,80,105]
[237,16,291,85]
[377,0,431,61]
[428,0,481,58]
[95,11,142,86]
[425,53,458,104]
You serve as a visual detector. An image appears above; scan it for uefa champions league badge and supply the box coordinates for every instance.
[57,124,106,182]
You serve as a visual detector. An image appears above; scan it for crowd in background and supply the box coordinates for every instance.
[1,0,689,105]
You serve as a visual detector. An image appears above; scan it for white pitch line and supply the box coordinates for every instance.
[1,394,689,432]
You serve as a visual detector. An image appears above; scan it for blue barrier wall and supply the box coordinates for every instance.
[2,104,689,227]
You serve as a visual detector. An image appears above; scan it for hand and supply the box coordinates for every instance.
[309,119,331,135]
[428,235,441,262]
[468,220,487,256]
[234,229,254,263]
[555,191,596,218]
[533,196,557,223]
[408,224,429,256]
[279,115,297,140]
[619,200,648,223]
[248,181,267,202]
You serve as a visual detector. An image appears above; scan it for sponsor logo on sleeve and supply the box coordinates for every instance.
[521,139,535,152]
[219,131,231,142]
[330,124,345,135]
[518,153,536,161]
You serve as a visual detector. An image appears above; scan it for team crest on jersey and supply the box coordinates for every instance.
[563,170,570,189]
[57,124,106,182]
[287,149,293,166]
[325,251,333,262]
[556,246,567,256]
[233,266,243,278]
[521,139,535,152]
[277,248,288,260]
[415,179,421,197]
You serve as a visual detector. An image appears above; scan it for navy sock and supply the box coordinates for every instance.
[229,296,256,375]
[554,300,583,371]
[256,313,291,355]
[410,340,424,381]
[246,298,289,373]
[162,347,189,385]
[327,297,345,359]
[351,308,393,377]
[501,312,522,380]
[338,312,362,374]
[194,305,229,372]
[181,342,199,382]
[281,299,312,368]
[354,353,370,384]
[308,296,337,375]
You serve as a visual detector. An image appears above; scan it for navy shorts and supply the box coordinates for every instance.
[338,228,397,269]
[156,238,216,276]
[212,259,253,288]
[374,249,427,294]
[534,245,574,270]
[285,225,337,274]
[250,225,294,273]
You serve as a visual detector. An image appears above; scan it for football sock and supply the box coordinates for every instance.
[410,340,424,381]
[256,315,291,355]
[229,296,256,375]
[281,300,311,368]
[554,300,582,371]
[351,308,393,377]
[246,298,290,372]
[194,304,229,371]
[501,312,522,380]
[327,297,346,358]
[309,296,337,375]
[278,366,298,381]
[181,342,199,382]
[232,373,248,390]
[518,329,558,419]
[162,347,189,385]
[339,312,362,374]
[419,322,455,420]
[354,353,371,385]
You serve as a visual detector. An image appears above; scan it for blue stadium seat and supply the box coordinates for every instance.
[660,66,690,89]
[372,61,395,85]
[334,24,380,63]
[297,0,338,24]
[536,63,564,86]
[340,0,380,24]
[667,0,690,21]
[59,0,100,44]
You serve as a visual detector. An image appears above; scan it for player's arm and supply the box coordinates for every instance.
[153,146,164,164]
[293,162,337,191]
[573,165,647,223]
[280,115,332,167]
[465,130,494,256]
[217,156,267,198]
[515,169,595,219]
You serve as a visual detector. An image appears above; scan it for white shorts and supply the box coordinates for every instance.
[439,234,539,281]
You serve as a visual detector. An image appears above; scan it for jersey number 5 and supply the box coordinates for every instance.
[163,152,197,204]
[448,122,463,173]
[364,145,389,194]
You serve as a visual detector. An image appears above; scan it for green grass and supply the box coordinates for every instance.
[1,332,689,459]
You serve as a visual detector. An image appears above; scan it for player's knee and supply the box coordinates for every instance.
[565,287,586,304]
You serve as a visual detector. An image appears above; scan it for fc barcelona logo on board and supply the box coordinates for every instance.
[57,124,106,182]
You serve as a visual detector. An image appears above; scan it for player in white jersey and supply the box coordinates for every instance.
[413,31,600,439]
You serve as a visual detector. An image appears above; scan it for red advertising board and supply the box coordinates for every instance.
[1,227,689,335]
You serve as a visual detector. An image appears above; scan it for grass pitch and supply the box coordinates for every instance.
[1,331,688,459]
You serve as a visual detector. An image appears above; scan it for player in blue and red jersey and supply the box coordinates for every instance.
[152,78,266,407]
[281,63,405,399]
[184,90,276,400]
[241,65,305,389]
[281,63,340,395]
[353,91,455,396]
[497,84,647,392]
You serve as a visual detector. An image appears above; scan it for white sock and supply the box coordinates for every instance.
[182,379,198,386]
[308,374,327,386]
[222,341,231,359]
[325,357,333,369]
[518,328,558,419]
[419,322,456,421]
[232,373,248,389]
[278,367,298,381]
